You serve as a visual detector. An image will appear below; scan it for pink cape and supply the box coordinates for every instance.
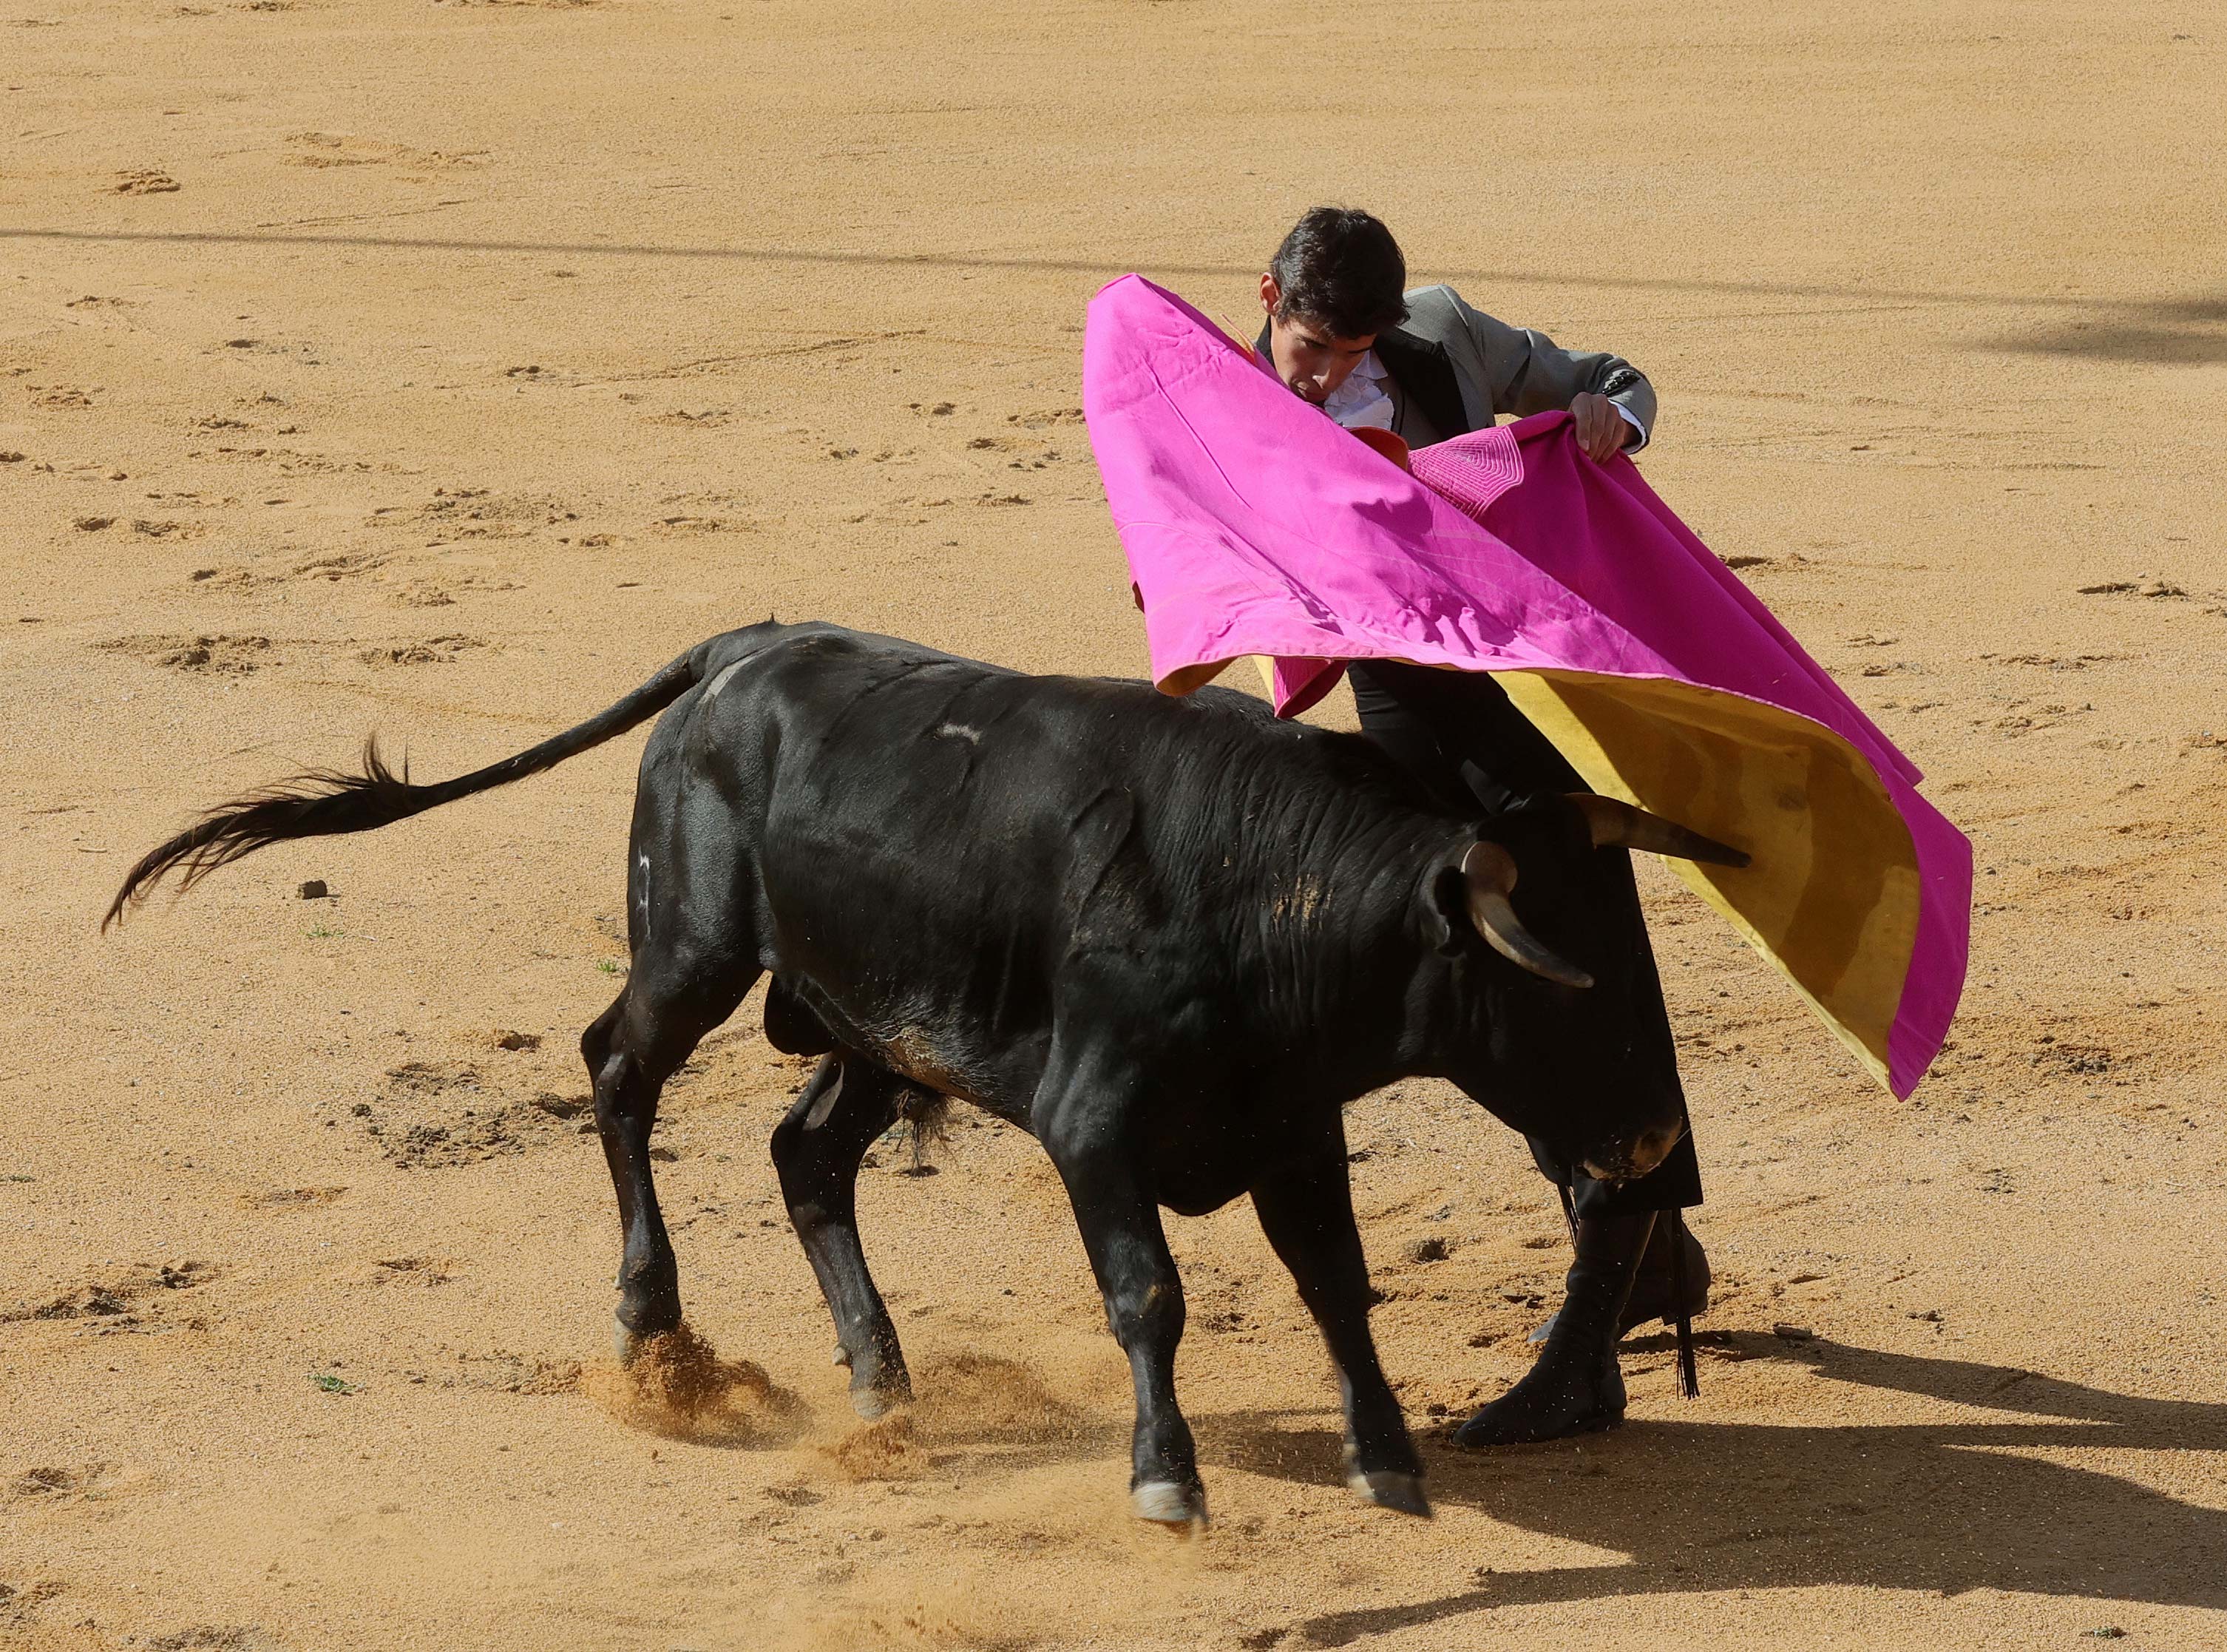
[1082,274,1970,1099]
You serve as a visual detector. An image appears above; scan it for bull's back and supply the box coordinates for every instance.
[653,625,1421,1108]
[665,629,1243,1080]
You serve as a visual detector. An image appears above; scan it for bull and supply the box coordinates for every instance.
[108,621,1746,1527]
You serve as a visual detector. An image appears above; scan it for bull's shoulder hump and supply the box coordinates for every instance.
[1009,674,1270,717]
[758,626,1033,688]
[688,623,1014,700]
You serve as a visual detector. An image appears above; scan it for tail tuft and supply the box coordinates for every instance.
[102,645,698,932]
[105,737,432,929]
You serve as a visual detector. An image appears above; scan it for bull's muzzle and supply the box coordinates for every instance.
[1582,1119,1687,1185]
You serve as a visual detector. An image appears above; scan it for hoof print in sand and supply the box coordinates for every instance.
[9,1462,119,1504]
[2,1261,214,1330]
[143,1624,264,1650]
[341,1063,589,1167]
[98,634,274,676]
[1003,407,1083,429]
[357,634,487,667]
[390,582,458,607]
[371,488,572,542]
[242,1185,346,1209]
[284,130,487,169]
[446,1347,581,1394]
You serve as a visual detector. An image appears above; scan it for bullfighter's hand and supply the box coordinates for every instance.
[1570,392,1634,463]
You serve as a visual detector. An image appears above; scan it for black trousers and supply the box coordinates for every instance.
[1349,660,1701,1217]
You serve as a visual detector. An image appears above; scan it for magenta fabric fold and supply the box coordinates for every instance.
[1083,273,1970,1098]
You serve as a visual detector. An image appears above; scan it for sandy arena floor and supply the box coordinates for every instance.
[3,1,2223,1647]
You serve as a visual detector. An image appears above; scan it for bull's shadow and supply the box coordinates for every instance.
[1206,1336,2227,1644]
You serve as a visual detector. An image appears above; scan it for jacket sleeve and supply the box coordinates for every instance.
[1441,287,1659,450]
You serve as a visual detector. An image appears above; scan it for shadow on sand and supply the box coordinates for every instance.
[806,1335,2220,1638]
[1978,296,2227,365]
[4,225,2223,361]
[1207,1336,2226,1645]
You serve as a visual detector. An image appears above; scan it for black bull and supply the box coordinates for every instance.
[108,621,1746,1527]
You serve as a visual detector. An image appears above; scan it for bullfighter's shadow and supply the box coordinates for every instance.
[1201,1336,2227,1642]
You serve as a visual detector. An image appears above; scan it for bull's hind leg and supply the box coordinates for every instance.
[582,959,755,1361]
[769,1052,912,1418]
[1253,1145,1429,1517]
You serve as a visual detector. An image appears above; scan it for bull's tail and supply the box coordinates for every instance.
[104,648,703,929]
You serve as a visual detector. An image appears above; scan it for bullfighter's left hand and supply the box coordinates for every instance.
[1570,392,1635,463]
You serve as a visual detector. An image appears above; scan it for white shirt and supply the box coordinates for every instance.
[1321,351,1397,431]
[1322,349,1649,448]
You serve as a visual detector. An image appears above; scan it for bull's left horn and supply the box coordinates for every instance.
[1569,795,1751,868]
[1460,843,1593,989]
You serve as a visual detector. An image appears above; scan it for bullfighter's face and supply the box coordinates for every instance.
[1259,274,1374,405]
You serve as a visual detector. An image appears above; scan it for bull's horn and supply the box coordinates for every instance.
[1568,794,1751,868]
[1460,842,1594,989]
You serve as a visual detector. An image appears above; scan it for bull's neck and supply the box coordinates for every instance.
[1208,776,1468,1091]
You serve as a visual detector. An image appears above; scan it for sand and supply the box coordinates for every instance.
[2,1,2223,1646]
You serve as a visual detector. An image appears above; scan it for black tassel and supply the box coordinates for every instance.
[1670,1208,1700,1399]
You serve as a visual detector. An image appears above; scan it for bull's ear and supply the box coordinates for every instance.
[1425,864,1471,957]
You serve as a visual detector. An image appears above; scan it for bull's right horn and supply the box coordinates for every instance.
[1460,842,1594,989]
[1568,794,1751,868]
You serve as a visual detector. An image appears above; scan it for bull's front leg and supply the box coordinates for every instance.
[1037,1065,1203,1530]
[770,1052,912,1418]
[1252,1140,1429,1516]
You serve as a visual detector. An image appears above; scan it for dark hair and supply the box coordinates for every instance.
[1268,207,1408,339]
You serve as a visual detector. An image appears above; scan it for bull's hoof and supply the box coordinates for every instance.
[848,1376,914,1421]
[1131,1479,1208,1532]
[613,1316,646,1366]
[612,1311,686,1367]
[838,1338,912,1419]
[1349,1467,1432,1517]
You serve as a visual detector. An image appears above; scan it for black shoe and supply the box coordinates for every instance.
[1527,1213,1709,1345]
[1454,1212,1655,1448]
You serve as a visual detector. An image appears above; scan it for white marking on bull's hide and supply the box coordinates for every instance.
[935,722,982,744]
[635,851,651,936]
[702,660,748,701]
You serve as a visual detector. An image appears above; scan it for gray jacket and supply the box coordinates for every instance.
[1262,284,1657,451]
